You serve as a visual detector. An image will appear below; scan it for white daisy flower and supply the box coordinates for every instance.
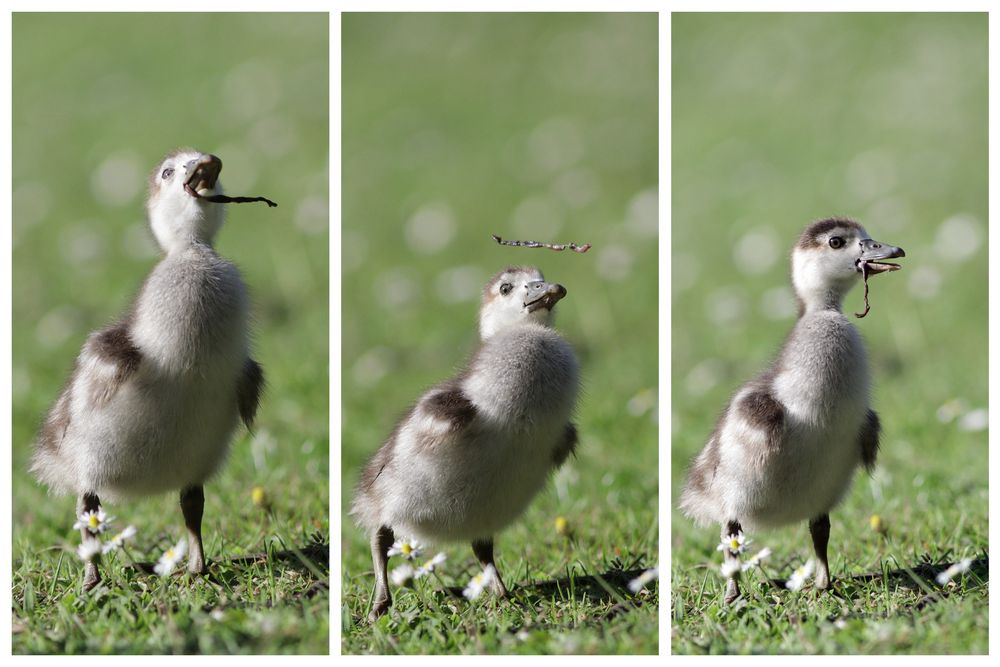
[742,547,772,571]
[785,559,815,591]
[73,507,114,535]
[627,566,660,592]
[102,525,137,554]
[935,558,973,585]
[387,539,422,561]
[390,563,415,587]
[77,537,102,562]
[463,564,497,600]
[415,552,447,579]
[717,531,750,555]
[153,539,187,576]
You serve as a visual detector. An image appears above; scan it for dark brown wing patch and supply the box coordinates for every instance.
[552,422,578,467]
[90,324,142,405]
[859,409,880,472]
[424,387,477,431]
[95,325,142,377]
[237,358,265,431]
[740,390,785,447]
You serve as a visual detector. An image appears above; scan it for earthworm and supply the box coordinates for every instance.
[854,262,870,318]
[200,194,278,208]
[491,234,591,253]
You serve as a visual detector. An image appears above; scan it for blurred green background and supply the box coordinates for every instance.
[342,13,658,654]
[12,13,328,653]
[672,13,987,653]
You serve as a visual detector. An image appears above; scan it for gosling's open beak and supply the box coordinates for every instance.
[184,154,222,197]
[857,238,905,275]
[524,280,567,312]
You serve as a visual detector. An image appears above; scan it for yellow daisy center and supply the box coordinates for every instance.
[402,544,412,555]
[729,538,740,550]
[88,515,100,529]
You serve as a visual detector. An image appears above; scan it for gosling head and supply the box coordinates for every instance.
[791,218,905,314]
[479,266,567,339]
[146,148,227,254]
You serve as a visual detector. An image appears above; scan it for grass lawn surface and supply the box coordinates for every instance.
[12,13,330,654]
[671,13,987,654]
[341,13,659,654]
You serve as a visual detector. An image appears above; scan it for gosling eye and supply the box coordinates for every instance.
[828,236,844,249]
[161,167,174,180]
[499,283,513,296]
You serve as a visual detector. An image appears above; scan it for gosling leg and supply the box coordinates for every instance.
[180,485,207,575]
[77,492,102,591]
[471,537,508,598]
[809,513,831,590]
[722,519,742,604]
[368,525,394,623]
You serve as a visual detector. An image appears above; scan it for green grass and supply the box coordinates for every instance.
[12,13,329,654]
[671,14,987,654]
[341,13,658,654]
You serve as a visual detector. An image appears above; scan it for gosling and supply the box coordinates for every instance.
[680,218,904,602]
[352,266,580,622]
[31,148,264,590]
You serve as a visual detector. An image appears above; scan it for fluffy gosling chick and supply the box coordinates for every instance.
[353,266,580,622]
[31,149,264,590]
[680,218,904,602]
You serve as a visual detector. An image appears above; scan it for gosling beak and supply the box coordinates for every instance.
[857,238,905,275]
[524,280,567,312]
[184,154,222,197]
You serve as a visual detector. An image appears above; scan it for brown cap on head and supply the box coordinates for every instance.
[796,218,866,249]
[147,147,198,194]
[482,265,543,302]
